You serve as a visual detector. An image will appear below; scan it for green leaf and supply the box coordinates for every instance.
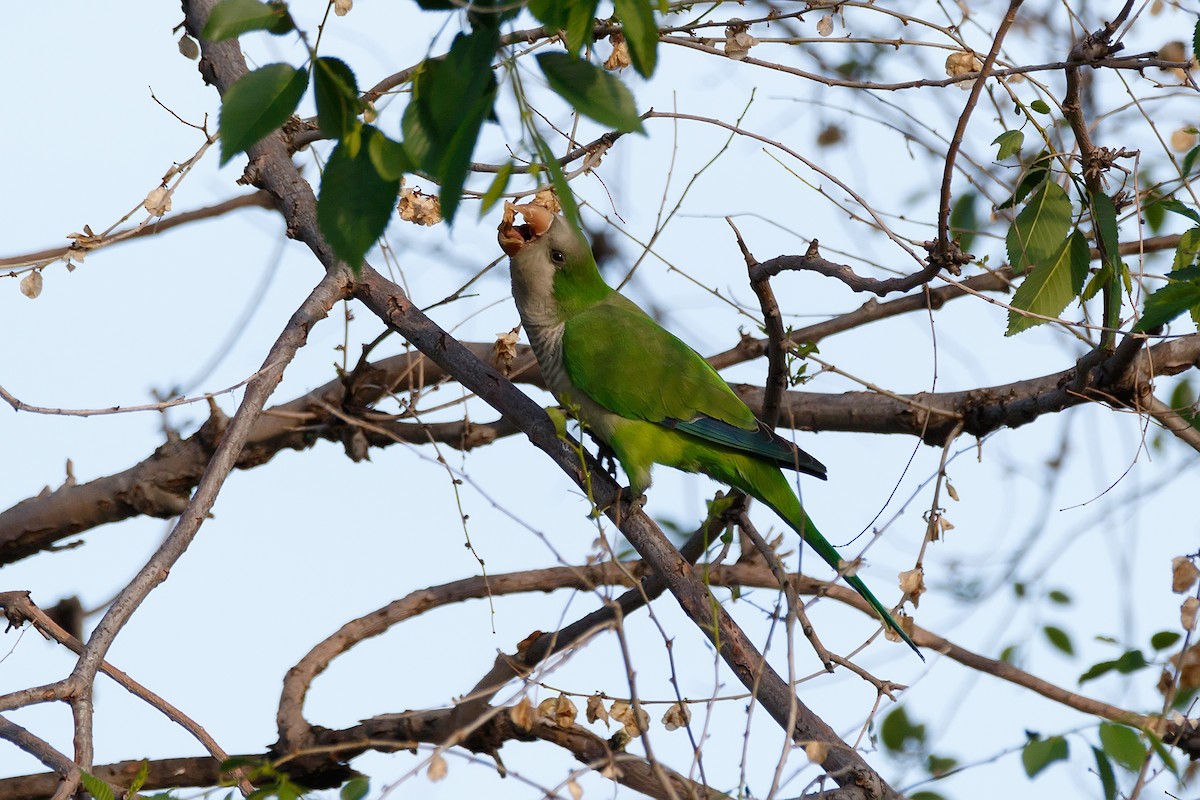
[537,52,645,133]
[1006,180,1073,273]
[1151,630,1183,650]
[1091,191,1120,267]
[1194,17,1200,63]
[1043,625,1075,655]
[993,129,1024,160]
[340,776,370,800]
[1030,99,1051,114]
[528,0,569,31]
[1172,227,1200,273]
[79,773,116,800]
[1080,649,1148,684]
[1006,229,1090,335]
[219,63,308,164]
[128,759,150,795]
[202,0,290,41]
[1135,280,1200,331]
[1183,145,1200,177]
[613,0,658,77]
[1092,746,1118,800]
[534,133,581,228]
[1148,729,1181,776]
[998,160,1048,210]
[926,754,958,776]
[1022,735,1069,778]
[317,128,402,272]
[1099,722,1146,772]
[1159,197,1200,225]
[909,793,947,800]
[565,0,601,56]
[314,57,361,139]
[480,162,514,214]
[367,131,412,181]
[405,30,500,222]
[1048,589,1071,604]
[879,706,925,753]
[949,191,978,254]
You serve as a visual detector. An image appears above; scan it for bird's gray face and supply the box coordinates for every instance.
[498,202,570,309]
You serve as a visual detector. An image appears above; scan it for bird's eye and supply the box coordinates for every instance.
[550,250,566,264]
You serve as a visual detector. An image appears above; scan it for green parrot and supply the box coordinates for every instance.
[499,203,920,658]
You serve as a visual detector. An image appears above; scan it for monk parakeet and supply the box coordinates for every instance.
[499,203,919,657]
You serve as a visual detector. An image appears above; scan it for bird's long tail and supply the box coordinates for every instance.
[725,457,923,660]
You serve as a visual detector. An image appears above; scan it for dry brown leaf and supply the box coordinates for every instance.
[1173,557,1199,593]
[604,34,631,71]
[586,694,610,726]
[805,740,829,764]
[144,186,172,217]
[1182,596,1199,632]
[609,700,649,738]
[20,271,43,300]
[945,50,983,89]
[661,701,691,731]
[898,567,926,607]
[427,753,448,782]
[398,186,442,226]
[511,696,535,731]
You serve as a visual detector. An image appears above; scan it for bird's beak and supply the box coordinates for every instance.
[498,202,554,257]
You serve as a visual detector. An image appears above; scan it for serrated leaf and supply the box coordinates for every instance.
[1091,191,1120,267]
[998,161,1048,210]
[528,0,569,31]
[565,0,601,56]
[129,759,150,794]
[219,63,308,164]
[1172,227,1200,273]
[405,30,500,222]
[613,0,658,77]
[1006,180,1073,273]
[1099,722,1146,771]
[538,52,644,133]
[993,129,1024,160]
[1007,229,1089,335]
[534,133,581,228]
[1043,625,1075,655]
[79,773,116,800]
[367,131,411,181]
[1151,630,1182,650]
[1092,746,1118,800]
[1183,145,1200,177]
[1135,281,1200,331]
[1022,735,1069,778]
[950,191,977,253]
[340,776,370,800]
[480,162,514,214]
[1159,198,1200,225]
[1030,99,1051,114]
[317,129,401,271]
[314,57,361,138]
[202,0,289,41]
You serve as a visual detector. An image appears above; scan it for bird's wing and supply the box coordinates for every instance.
[561,297,827,478]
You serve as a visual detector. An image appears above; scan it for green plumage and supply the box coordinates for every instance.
[502,206,921,658]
